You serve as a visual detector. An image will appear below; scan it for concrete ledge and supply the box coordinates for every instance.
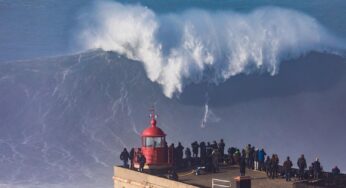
[114,166,199,188]
[133,163,172,170]
[234,176,252,181]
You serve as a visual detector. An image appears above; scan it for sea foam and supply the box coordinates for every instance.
[78,1,343,98]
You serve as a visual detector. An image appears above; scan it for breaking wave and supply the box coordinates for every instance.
[77,1,344,98]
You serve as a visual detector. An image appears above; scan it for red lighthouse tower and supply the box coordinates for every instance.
[134,109,173,170]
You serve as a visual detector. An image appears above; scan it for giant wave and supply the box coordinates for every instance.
[2,1,346,188]
[78,1,344,98]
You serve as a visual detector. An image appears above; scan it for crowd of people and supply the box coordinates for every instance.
[119,139,342,182]
[119,148,146,172]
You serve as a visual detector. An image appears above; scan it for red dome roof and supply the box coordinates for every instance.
[141,118,166,137]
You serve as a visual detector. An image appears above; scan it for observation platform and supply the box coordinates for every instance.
[178,165,293,188]
[113,165,295,188]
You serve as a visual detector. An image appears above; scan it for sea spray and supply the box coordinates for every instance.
[78,1,343,98]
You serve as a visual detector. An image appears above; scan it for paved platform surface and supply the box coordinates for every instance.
[178,165,294,188]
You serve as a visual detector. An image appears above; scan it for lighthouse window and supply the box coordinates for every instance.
[144,137,164,148]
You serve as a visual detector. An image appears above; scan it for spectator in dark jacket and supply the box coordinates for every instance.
[206,142,213,157]
[271,154,279,179]
[297,154,307,180]
[212,148,220,173]
[312,158,322,180]
[248,146,255,169]
[185,147,192,167]
[227,147,237,165]
[169,144,176,167]
[283,156,293,181]
[176,142,184,167]
[265,156,271,177]
[332,166,340,176]
[137,151,146,172]
[245,144,251,168]
[191,141,199,158]
[234,150,241,165]
[120,148,130,168]
[129,148,135,169]
[218,139,226,161]
[240,153,246,176]
[200,142,207,164]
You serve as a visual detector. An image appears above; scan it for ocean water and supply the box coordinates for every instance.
[0,0,346,187]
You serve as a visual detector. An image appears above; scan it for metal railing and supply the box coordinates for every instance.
[212,178,231,188]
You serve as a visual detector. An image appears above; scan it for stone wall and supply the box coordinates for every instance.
[113,166,199,188]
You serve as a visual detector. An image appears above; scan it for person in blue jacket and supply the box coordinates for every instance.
[258,148,266,171]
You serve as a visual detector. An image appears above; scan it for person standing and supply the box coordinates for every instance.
[312,158,322,180]
[258,149,266,171]
[234,150,241,165]
[248,146,255,169]
[283,156,293,181]
[129,148,135,169]
[200,142,207,165]
[254,148,259,170]
[206,142,213,157]
[271,154,279,179]
[137,151,146,172]
[212,141,218,149]
[240,153,246,176]
[297,154,307,180]
[332,166,340,176]
[120,148,130,168]
[265,156,271,177]
[211,148,220,173]
[176,142,184,167]
[228,147,236,165]
[185,147,192,167]
[218,139,226,162]
[245,144,251,168]
[191,141,199,158]
[169,143,176,168]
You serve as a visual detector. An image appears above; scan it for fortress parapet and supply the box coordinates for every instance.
[113,166,198,188]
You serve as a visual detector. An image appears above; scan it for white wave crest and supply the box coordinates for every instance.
[78,1,342,98]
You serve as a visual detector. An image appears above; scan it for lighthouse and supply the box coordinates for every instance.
[134,109,173,170]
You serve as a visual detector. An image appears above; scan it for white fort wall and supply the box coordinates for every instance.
[113,166,199,188]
